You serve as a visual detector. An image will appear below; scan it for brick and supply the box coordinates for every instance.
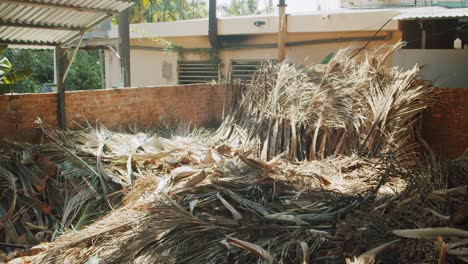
[0,84,227,142]
[422,88,468,158]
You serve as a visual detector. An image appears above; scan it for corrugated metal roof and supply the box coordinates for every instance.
[0,0,132,46]
[394,6,468,20]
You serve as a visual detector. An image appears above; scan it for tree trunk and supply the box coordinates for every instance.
[179,0,184,20]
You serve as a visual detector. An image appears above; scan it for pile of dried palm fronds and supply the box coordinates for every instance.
[2,120,467,264]
[217,44,435,161]
[4,45,467,264]
[6,128,404,263]
[0,120,217,261]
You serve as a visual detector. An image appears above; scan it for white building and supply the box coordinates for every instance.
[103,2,468,89]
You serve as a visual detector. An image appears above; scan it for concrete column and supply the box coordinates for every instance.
[278,0,287,62]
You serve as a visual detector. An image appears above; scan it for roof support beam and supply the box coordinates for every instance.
[55,35,84,129]
[55,47,68,129]
[63,35,84,81]
[0,20,84,31]
[0,0,120,15]
[118,8,131,87]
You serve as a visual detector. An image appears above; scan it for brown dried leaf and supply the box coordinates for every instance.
[216,144,232,156]
[171,166,200,182]
[184,170,207,188]
[239,155,271,174]
[203,148,215,164]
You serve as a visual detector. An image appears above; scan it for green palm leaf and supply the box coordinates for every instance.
[3,68,32,85]
[0,57,12,78]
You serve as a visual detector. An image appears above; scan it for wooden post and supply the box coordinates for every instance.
[55,47,68,129]
[99,49,106,89]
[208,0,219,49]
[118,8,131,87]
[278,0,287,62]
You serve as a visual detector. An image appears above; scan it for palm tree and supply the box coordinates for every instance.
[128,0,146,23]
[185,0,207,19]
[128,0,207,23]
[218,0,260,17]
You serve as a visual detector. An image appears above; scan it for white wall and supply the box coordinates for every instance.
[104,31,399,88]
[130,49,178,87]
[104,50,121,88]
[393,49,468,88]
[108,9,398,39]
[104,48,178,88]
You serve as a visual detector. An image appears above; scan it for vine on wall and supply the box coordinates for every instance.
[136,29,223,82]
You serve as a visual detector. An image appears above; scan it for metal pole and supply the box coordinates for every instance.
[278,0,287,62]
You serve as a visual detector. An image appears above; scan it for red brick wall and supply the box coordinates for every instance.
[1,85,465,158]
[422,88,468,159]
[0,84,226,142]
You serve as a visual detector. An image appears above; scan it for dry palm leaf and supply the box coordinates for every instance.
[184,170,207,188]
[217,43,434,161]
[346,239,400,264]
[216,193,242,221]
[393,227,468,239]
[300,241,310,264]
[224,236,272,261]
[171,166,200,182]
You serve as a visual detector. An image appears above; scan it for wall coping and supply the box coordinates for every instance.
[0,84,226,97]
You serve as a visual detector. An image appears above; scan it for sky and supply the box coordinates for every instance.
[211,0,341,14]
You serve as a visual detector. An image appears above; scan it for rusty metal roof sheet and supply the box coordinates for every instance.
[0,0,132,46]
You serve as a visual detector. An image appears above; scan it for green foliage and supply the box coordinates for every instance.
[0,46,12,81]
[5,48,102,93]
[64,50,102,91]
[218,0,260,16]
[139,29,219,63]
[129,0,207,23]
[127,0,276,22]
[4,49,53,93]
[0,45,33,94]
[140,30,222,81]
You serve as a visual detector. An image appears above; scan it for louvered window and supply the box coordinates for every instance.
[229,60,276,83]
[178,61,219,85]
[229,60,273,84]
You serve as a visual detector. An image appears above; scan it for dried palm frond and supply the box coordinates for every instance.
[4,44,464,264]
[217,43,435,161]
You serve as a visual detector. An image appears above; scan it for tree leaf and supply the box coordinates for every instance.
[3,68,32,85]
[0,56,12,77]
